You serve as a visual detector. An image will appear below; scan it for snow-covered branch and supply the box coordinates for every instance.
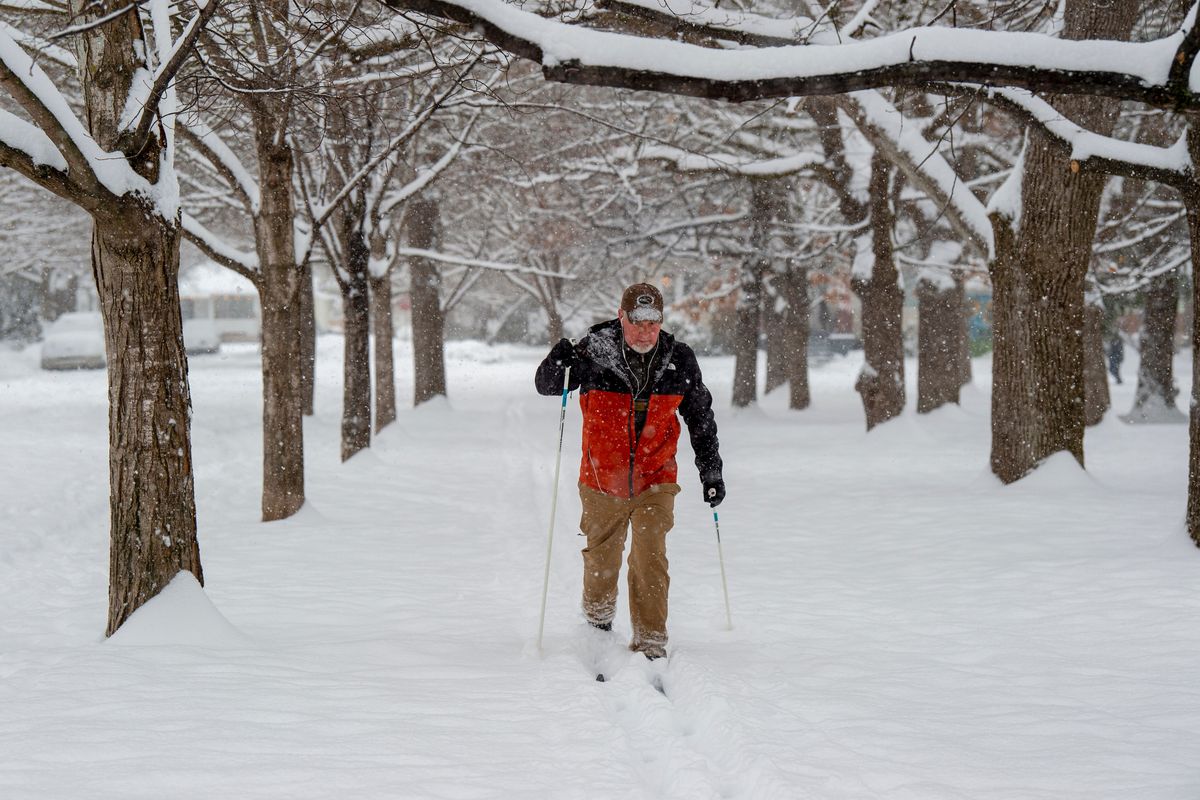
[988,88,1191,188]
[380,0,1200,109]
[309,59,485,229]
[178,117,260,215]
[124,0,221,157]
[180,213,260,280]
[838,91,994,256]
[396,247,575,279]
[632,143,824,177]
[377,111,481,217]
[0,28,108,207]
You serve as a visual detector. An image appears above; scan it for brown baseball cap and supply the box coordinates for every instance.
[621,282,664,323]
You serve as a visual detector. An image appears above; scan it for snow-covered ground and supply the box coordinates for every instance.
[1,337,1197,799]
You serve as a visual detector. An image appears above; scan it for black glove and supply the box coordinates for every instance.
[703,475,725,508]
[549,338,579,370]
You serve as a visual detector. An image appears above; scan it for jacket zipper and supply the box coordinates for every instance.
[627,396,636,498]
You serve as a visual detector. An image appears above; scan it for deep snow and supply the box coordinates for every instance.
[1,337,1198,799]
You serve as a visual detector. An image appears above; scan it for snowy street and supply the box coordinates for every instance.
[2,339,1198,799]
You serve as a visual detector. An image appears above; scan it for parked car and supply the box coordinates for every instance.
[182,315,221,355]
[40,312,106,370]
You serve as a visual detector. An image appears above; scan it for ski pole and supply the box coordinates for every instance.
[537,364,571,652]
[713,509,733,630]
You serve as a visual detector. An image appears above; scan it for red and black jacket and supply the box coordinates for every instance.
[535,319,722,498]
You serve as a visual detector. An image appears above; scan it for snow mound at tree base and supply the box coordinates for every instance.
[107,571,251,648]
[1119,395,1188,425]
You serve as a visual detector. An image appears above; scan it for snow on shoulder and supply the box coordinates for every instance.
[106,571,251,648]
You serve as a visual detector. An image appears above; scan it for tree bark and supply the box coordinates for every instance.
[764,284,787,395]
[988,0,1137,483]
[853,154,905,430]
[407,197,447,405]
[1183,162,1200,543]
[775,260,811,410]
[96,209,204,637]
[731,262,765,408]
[546,307,564,345]
[916,276,961,413]
[255,130,306,520]
[67,0,203,635]
[954,274,972,389]
[1126,267,1183,423]
[732,182,775,408]
[1083,299,1111,427]
[371,272,397,431]
[298,258,316,417]
[336,201,373,461]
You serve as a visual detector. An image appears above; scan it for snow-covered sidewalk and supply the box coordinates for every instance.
[1,338,1198,799]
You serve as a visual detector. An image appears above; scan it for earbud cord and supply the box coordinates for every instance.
[623,337,659,401]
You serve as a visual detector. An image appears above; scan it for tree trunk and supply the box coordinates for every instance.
[95,209,204,637]
[764,284,787,395]
[1083,300,1111,427]
[853,154,905,430]
[731,258,765,408]
[987,0,1136,483]
[67,0,202,636]
[407,197,447,404]
[546,307,564,344]
[776,260,811,410]
[916,276,961,413]
[954,273,972,388]
[336,206,372,461]
[371,272,397,431]
[1126,267,1184,423]
[1183,168,1200,544]
[732,182,775,408]
[299,258,316,417]
[255,132,306,521]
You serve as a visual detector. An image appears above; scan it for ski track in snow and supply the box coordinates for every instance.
[2,338,1200,798]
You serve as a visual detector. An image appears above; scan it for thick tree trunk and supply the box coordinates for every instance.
[95,210,203,637]
[776,261,811,410]
[731,258,765,408]
[1126,267,1184,423]
[1184,172,1200,544]
[987,0,1136,483]
[255,134,306,520]
[407,197,447,405]
[371,273,397,431]
[733,182,776,408]
[1083,300,1111,427]
[989,217,1036,481]
[68,0,202,636]
[337,208,372,461]
[853,155,905,430]
[916,276,961,413]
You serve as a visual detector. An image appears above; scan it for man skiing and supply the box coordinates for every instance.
[535,282,724,660]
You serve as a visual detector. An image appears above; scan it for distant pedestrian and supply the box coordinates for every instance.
[1107,335,1124,384]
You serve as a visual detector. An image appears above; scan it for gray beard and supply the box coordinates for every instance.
[627,341,655,354]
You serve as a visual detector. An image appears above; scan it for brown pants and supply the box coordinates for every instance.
[579,482,681,658]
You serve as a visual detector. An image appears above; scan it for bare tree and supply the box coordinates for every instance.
[1,1,218,634]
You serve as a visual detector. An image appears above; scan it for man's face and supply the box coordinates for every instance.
[619,309,662,354]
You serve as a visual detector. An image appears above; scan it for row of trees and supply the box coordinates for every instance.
[2,0,1197,635]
